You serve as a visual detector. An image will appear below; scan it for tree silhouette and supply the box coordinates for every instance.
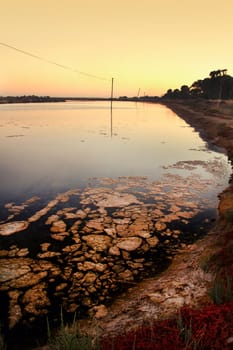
[163,69,233,100]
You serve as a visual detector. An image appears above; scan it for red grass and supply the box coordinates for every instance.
[100,303,233,349]
[101,319,183,350]
[180,302,233,349]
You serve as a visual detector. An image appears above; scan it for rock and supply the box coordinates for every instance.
[93,304,108,319]
[73,272,84,280]
[28,200,59,222]
[6,246,28,258]
[86,219,104,231]
[40,243,51,252]
[154,222,167,231]
[66,303,79,313]
[72,235,81,245]
[16,248,29,257]
[64,213,78,220]
[46,199,60,208]
[82,272,97,285]
[95,263,107,272]
[146,236,159,247]
[176,211,193,219]
[127,261,143,269]
[75,210,87,219]
[113,218,131,225]
[8,271,47,289]
[56,207,75,215]
[45,215,60,225]
[78,261,96,271]
[24,196,40,205]
[83,235,111,251]
[4,202,15,209]
[117,237,142,251]
[62,244,81,253]
[104,228,117,237]
[0,259,31,283]
[8,290,22,329]
[128,221,149,237]
[112,264,125,273]
[140,243,150,252]
[37,252,61,258]
[55,283,68,292]
[118,269,134,281]
[82,298,92,307]
[116,224,129,237]
[78,261,107,273]
[70,221,82,234]
[33,260,60,275]
[97,192,140,208]
[50,220,67,233]
[9,302,22,329]
[22,283,50,316]
[108,246,121,256]
[51,232,69,241]
[0,221,29,236]
[122,251,131,260]
[135,230,151,238]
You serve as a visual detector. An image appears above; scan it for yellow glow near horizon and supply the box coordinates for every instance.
[1,0,233,97]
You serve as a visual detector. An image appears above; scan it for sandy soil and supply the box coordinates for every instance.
[77,99,233,339]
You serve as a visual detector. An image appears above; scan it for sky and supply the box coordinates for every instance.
[1,0,233,98]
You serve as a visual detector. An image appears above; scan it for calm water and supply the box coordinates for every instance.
[0,100,230,205]
[0,101,232,340]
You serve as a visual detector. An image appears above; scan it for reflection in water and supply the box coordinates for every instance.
[110,102,113,138]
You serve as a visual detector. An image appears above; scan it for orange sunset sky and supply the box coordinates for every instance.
[1,0,233,98]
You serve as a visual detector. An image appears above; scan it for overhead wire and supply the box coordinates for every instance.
[0,41,111,82]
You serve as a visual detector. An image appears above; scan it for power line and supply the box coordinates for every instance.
[0,41,110,82]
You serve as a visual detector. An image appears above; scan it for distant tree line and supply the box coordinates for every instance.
[0,95,65,104]
[162,69,233,100]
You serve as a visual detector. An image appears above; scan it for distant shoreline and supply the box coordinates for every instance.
[0,95,66,104]
[0,95,159,104]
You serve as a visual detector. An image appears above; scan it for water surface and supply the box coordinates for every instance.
[0,101,230,203]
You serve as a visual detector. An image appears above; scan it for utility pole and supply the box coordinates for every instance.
[111,78,114,102]
[110,77,114,137]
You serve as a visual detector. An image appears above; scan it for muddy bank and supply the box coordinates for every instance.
[163,99,233,165]
[79,99,233,339]
[163,99,233,222]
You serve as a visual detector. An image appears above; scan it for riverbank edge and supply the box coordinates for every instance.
[79,99,233,340]
[163,99,233,223]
